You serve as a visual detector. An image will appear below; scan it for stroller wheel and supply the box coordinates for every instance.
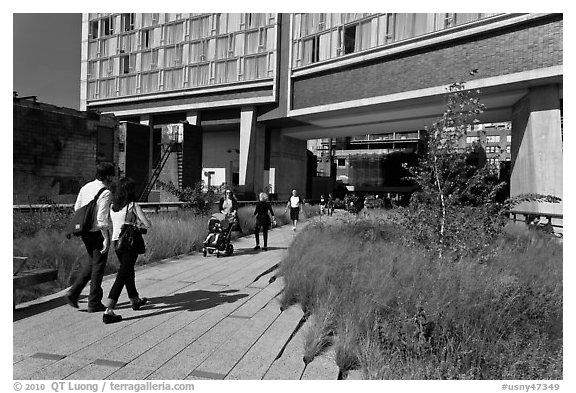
[227,244,234,255]
[208,249,214,254]
[203,248,207,257]
[216,251,220,258]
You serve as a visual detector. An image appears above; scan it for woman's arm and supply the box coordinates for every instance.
[134,203,151,228]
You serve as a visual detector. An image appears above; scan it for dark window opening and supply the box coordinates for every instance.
[344,25,356,54]
[90,21,99,39]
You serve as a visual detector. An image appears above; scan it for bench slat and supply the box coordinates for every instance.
[13,268,58,288]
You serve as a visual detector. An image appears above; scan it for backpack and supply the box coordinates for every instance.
[65,187,107,239]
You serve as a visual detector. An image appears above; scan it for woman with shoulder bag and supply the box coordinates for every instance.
[103,177,151,324]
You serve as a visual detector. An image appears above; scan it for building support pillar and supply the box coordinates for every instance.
[239,106,265,197]
[511,85,562,214]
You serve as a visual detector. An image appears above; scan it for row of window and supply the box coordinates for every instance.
[87,53,274,99]
[89,13,275,40]
[89,20,274,60]
[466,135,512,144]
[88,26,275,78]
[292,13,499,67]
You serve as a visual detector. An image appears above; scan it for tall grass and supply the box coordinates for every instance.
[277,218,562,379]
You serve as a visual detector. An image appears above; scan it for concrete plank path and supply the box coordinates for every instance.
[13,219,349,380]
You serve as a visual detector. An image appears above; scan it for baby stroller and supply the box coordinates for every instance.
[202,213,234,258]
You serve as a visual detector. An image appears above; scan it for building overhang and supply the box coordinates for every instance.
[282,67,562,140]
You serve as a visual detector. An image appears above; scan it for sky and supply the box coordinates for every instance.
[13,13,82,110]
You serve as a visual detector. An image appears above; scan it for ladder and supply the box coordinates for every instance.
[139,141,175,202]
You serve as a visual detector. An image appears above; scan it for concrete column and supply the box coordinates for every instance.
[511,85,562,214]
[270,130,308,201]
[239,106,266,196]
[140,115,153,179]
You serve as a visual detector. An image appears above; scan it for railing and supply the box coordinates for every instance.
[13,200,292,214]
[508,210,563,233]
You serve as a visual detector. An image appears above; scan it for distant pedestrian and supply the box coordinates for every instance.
[319,195,326,216]
[327,193,335,216]
[254,192,275,251]
[102,177,151,324]
[64,162,115,313]
[285,189,304,231]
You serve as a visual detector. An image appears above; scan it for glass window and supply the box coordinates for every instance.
[90,21,99,39]
[506,135,512,143]
[486,135,501,143]
[121,13,135,32]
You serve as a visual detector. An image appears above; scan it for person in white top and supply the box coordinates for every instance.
[103,177,151,324]
[64,162,114,313]
[285,189,304,231]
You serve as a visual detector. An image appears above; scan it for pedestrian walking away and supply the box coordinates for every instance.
[103,177,151,324]
[319,195,326,216]
[254,192,275,251]
[327,193,335,216]
[64,162,115,312]
[285,189,304,231]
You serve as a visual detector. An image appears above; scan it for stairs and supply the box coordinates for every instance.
[139,140,176,202]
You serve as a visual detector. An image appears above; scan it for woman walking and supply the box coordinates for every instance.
[254,192,275,251]
[285,189,304,231]
[103,177,151,324]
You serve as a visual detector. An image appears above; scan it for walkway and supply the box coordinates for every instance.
[13,218,349,380]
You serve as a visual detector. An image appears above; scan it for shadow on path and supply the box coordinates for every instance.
[13,295,87,322]
[119,289,249,321]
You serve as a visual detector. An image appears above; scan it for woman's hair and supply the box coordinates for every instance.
[259,192,269,201]
[111,177,137,212]
[225,189,234,199]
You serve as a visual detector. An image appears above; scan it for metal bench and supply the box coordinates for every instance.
[13,257,58,308]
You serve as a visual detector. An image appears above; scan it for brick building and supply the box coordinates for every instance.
[13,96,118,204]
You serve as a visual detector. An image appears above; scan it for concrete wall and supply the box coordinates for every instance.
[13,100,118,204]
[270,130,308,200]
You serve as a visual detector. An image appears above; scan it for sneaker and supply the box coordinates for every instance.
[253,245,261,250]
[87,303,107,313]
[262,247,268,251]
[292,226,296,231]
[102,312,122,324]
[64,293,78,309]
[131,297,148,311]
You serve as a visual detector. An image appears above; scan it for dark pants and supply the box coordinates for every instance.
[69,231,108,309]
[255,224,269,247]
[107,244,139,306]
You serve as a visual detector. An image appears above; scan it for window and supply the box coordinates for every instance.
[142,29,153,49]
[486,135,501,143]
[337,158,346,167]
[343,25,357,54]
[165,45,183,67]
[506,145,511,154]
[121,13,135,32]
[101,16,113,36]
[90,21,99,39]
[466,136,479,144]
[506,135,512,143]
[120,54,135,74]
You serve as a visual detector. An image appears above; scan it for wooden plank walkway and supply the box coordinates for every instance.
[13,216,349,380]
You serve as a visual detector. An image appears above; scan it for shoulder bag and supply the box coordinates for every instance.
[115,202,146,254]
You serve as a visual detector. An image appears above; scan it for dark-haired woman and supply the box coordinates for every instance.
[104,177,151,324]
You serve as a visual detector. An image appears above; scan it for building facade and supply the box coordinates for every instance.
[80,13,562,213]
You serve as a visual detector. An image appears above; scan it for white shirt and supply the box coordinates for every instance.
[290,195,302,208]
[74,179,111,231]
[110,203,136,241]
